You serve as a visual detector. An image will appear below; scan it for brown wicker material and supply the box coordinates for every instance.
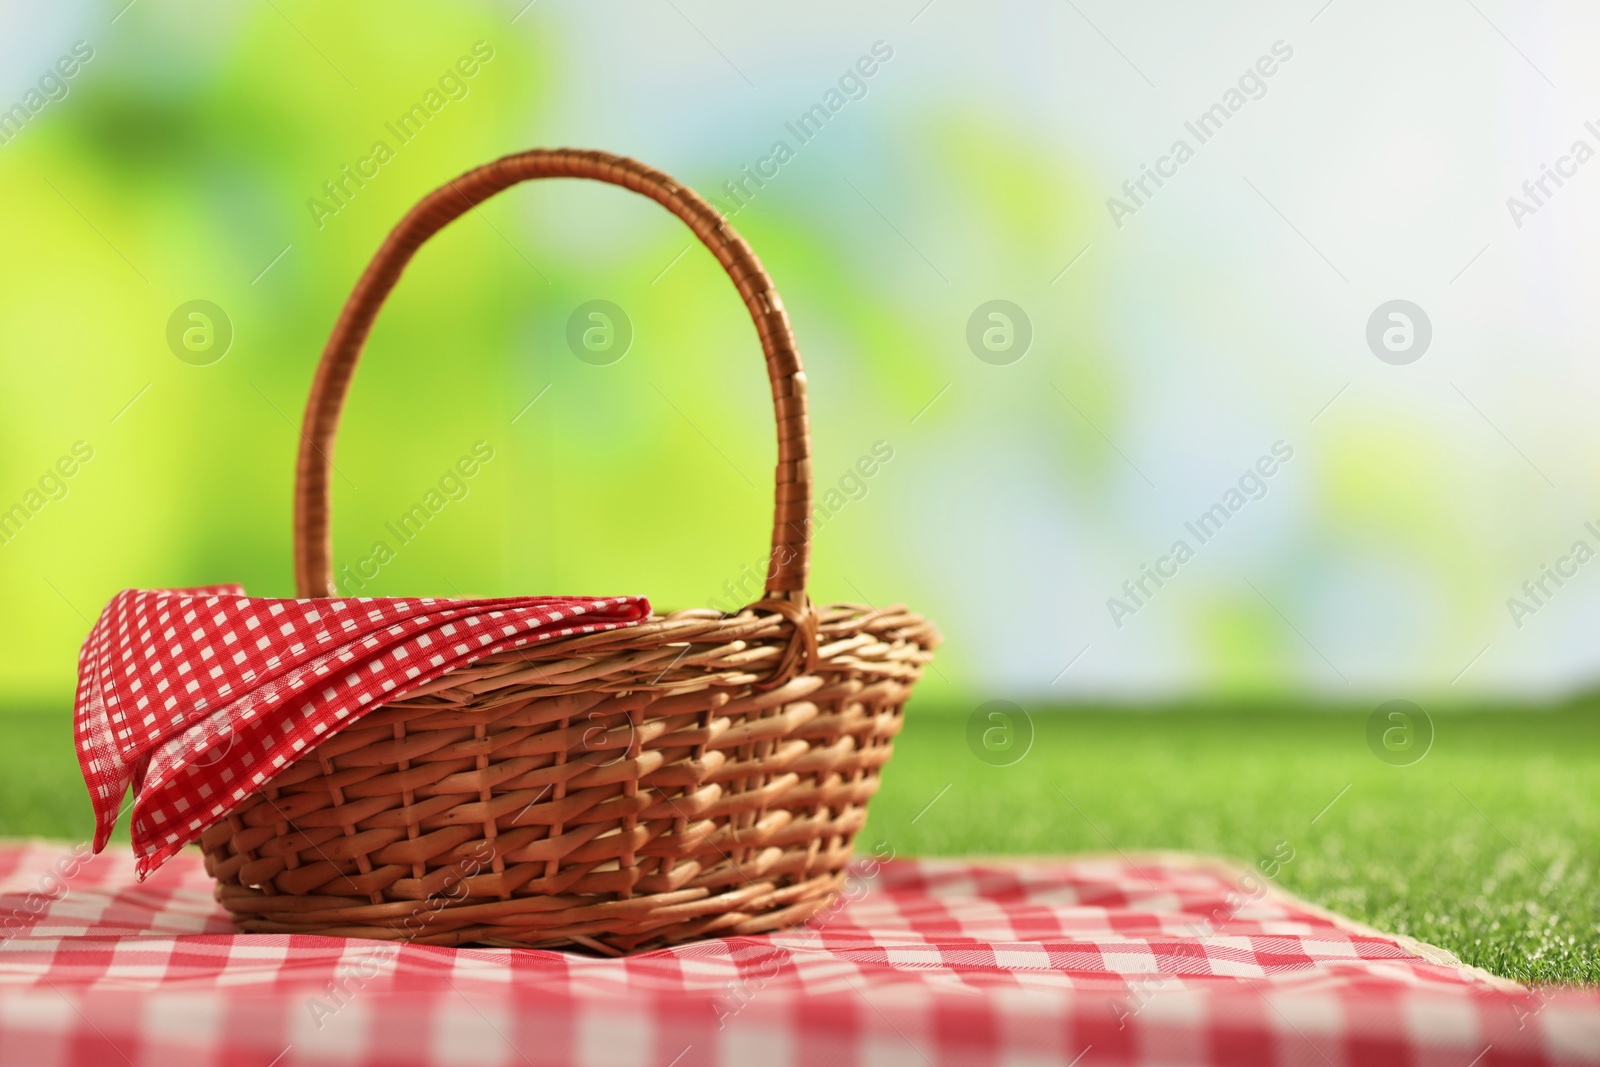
[198,148,939,954]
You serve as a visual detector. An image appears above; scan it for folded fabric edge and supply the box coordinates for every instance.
[124,600,651,880]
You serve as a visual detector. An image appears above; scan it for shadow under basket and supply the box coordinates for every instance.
[196,149,940,955]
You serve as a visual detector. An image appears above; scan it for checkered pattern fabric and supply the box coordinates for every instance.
[73,588,650,878]
[0,844,1594,1066]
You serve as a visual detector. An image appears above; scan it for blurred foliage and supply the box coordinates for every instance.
[3,1,1589,706]
[0,2,1105,702]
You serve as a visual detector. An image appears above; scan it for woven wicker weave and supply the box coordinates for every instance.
[198,149,939,954]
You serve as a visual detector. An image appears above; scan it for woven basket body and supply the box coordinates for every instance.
[197,149,938,953]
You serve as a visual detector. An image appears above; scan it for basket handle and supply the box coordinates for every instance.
[292,148,812,602]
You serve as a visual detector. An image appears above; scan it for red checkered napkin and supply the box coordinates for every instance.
[73,586,650,877]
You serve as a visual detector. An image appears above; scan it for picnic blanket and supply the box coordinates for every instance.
[0,842,1594,1067]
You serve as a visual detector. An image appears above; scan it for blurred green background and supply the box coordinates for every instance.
[6,0,1598,705]
[1,1,1076,703]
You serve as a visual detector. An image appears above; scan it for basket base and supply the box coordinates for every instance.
[214,870,847,955]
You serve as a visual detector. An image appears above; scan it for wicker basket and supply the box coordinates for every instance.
[197,148,939,955]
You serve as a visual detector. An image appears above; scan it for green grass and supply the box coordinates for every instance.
[5,700,1597,984]
[865,699,1600,986]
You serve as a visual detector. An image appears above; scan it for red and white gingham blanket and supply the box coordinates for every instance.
[0,843,1595,1066]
